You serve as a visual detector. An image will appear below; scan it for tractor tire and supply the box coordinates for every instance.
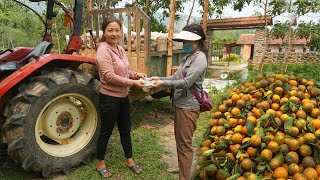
[1,68,100,177]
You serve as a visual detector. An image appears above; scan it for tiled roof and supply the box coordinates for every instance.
[206,16,273,30]
[236,34,255,45]
[235,34,308,45]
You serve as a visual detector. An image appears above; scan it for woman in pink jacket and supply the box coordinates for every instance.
[95,17,145,178]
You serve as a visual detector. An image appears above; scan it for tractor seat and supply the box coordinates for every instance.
[0,41,53,71]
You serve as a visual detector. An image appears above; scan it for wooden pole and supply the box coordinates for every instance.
[259,0,268,74]
[166,0,176,76]
[284,0,292,73]
[186,0,196,25]
[202,0,208,34]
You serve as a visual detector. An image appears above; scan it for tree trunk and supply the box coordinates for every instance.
[186,0,196,25]
[284,0,293,73]
[202,0,209,34]
[166,0,176,76]
[259,0,268,74]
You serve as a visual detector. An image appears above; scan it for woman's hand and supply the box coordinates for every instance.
[136,72,147,79]
[132,80,144,88]
[153,80,164,88]
[149,76,160,81]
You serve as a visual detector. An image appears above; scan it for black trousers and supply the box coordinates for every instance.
[97,93,132,160]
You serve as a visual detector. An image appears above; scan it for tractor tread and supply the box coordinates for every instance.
[1,114,25,131]
[7,137,25,154]
[22,155,37,171]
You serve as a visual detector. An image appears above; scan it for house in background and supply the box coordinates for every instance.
[236,34,255,61]
[267,38,308,53]
[236,34,310,60]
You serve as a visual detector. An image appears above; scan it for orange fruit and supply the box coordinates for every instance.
[268,141,279,153]
[302,102,314,113]
[280,114,290,123]
[201,139,212,147]
[229,144,240,155]
[304,133,316,144]
[288,139,300,151]
[273,167,288,179]
[200,146,210,154]
[280,97,289,105]
[303,167,318,180]
[260,101,270,111]
[296,119,307,130]
[275,134,285,145]
[288,163,301,176]
[247,116,257,125]
[250,135,261,147]
[215,126,225,136]
[311,119,320,130]
[231,94,241,103]
[293,173,307,180]
[299,144,313,157]
[241,158,253,171]
[236,99,246,109]
[316,164,320,176]
[228,118,238,128]
[261,149,273,161]
[231,133,243,144]
[288,126,300,137]
[296,110,307,119]
[269,157,281,170]
[279,144,290,154]
[225,98,233,106]
[289,80,298,87]
[286,151,300,164]
[302,156,316,169]
[218,104,228,113]
[271,103,280,111]
[272,94,281,103]
[247,147,257,158]
[311,108,320,118]
[212,111,222,119]
[231,107,241,116]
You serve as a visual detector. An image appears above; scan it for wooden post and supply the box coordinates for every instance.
[259,0,268,74]
[166,0,176,77]
[202,0,208,34]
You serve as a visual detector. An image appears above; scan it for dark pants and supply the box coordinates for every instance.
[173,106,200,180]
[97,93,132,160]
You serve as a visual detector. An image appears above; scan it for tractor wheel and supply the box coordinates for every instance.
[1,68,100,177]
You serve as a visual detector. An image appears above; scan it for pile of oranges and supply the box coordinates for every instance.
[196,74,320,180]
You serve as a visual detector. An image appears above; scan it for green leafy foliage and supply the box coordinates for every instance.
[219,54,241,62]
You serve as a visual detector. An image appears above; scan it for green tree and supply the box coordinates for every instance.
[0,1,44,49]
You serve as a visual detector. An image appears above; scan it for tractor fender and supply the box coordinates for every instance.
[0,53,97,98]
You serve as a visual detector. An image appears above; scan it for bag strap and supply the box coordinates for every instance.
[179,52,203,103]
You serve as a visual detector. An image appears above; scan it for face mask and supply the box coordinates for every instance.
[183,44,194,54]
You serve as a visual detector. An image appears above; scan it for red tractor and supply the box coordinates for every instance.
[0,0,100,177]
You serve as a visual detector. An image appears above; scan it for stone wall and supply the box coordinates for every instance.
[251,28,265,64]
[250,28,320,65]
[261,52,320,64]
